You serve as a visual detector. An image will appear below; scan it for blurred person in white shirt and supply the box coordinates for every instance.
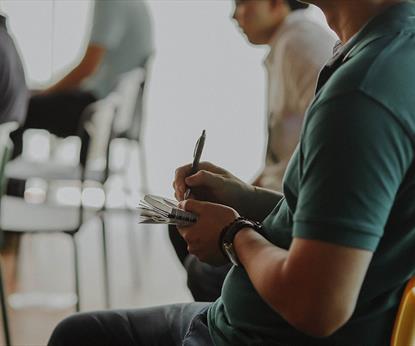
[235,0,335,190]
[168,0,336,303]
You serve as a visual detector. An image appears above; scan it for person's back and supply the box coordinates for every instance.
[0,15,28,125]
[82,0,154,99]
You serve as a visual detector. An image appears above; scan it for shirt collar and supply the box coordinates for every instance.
[340,1,415,62]
[328,30,361,67]
[0,15,6,28]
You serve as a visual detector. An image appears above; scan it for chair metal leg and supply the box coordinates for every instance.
[128,217,141,288]
[138,142,149,194]
[100,215,110,309]
[70,234,80,312]
[0,262,11,346]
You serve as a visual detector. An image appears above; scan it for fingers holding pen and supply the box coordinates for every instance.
[173,163,193,201]
[173,161,222,201]
[185,169,223,191]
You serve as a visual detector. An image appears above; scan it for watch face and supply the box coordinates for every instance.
[223,242,239,266]
[221,218,263,267]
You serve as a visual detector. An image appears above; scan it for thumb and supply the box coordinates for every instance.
[185,170,221,189]
[179,199,206,215]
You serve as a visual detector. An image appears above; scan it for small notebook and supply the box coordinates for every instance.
[138,194,197,226]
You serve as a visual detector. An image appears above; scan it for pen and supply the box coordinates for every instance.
[184,129,206,199]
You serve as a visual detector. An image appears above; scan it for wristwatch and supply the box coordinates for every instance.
[220,217,264,266]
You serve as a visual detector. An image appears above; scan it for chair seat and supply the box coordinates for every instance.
[1,196,98,233]
[6,157,82,180]
[391,277,415,346]
[6,157,105,182]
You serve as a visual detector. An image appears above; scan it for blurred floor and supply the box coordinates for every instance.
[0,139,193,346]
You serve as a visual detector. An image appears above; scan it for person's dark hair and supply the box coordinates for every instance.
[286,0,309,11]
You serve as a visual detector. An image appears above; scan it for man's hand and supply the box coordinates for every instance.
[177,199,240,266]
[173,161,284,221]
[173,161,254,208]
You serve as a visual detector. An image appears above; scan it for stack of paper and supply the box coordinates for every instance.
[138,194,197,226]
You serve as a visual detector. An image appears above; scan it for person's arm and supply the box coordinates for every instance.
[257,160,287,191]
[248,185,283,221]
[174,161,283,221]
[234,230,371,337]
[179,198,371,337]
[179,91,414,337]
[235,92,414,336]
[178,198,371,336]
[44,44,105,94]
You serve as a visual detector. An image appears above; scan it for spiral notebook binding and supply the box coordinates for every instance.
[139,194,197,225]
[170,208,197,223]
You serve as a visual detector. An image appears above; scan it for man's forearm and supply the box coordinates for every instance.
[234,228,288,307]
[233,229,312,334]
[233,228,369,337]
[46,65,88,94]
[46,44,104,94]
[235,186,283,222]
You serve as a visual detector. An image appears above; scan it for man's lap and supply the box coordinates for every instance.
[48,302,212,346]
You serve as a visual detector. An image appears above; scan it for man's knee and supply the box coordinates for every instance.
[48,313,102,346]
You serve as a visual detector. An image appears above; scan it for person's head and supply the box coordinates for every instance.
[232,0,308,45]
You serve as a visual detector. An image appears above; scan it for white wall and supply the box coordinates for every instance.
[2,0,92,87]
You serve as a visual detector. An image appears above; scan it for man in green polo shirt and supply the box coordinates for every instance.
[48,1,415,345]
[175,0,415,344]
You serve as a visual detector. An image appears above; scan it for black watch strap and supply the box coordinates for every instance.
[219,217,264,266]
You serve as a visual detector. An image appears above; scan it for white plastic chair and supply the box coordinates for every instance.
[104,67,149,288]
[1,98,117,312]
[108,66,148,193]
[5,67,149,306]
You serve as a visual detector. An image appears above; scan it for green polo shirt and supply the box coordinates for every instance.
[208,2,415,345]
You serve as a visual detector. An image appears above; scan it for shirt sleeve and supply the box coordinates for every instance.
[293,91,414,251]
[89,1,125,49]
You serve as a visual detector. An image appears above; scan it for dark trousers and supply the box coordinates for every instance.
[168,225,231,302]
[10,90,97,165]
[48,303,212,346]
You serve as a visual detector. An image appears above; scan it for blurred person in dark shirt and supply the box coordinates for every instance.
[0,12,28,294]
[0,14,27,125]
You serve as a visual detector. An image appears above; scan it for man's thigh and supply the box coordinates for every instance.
[26,90,97,137]
[48,302,212,346]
